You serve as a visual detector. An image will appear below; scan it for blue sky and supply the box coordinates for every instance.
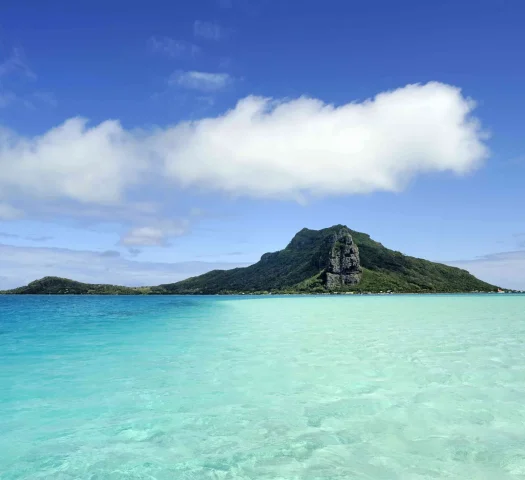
[1,0,524,289]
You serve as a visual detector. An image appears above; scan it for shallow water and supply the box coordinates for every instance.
[1,294,525,479]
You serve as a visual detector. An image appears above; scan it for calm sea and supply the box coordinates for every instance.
[1,295,525,479]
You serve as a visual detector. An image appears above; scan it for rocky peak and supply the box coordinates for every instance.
[324,228,362,289]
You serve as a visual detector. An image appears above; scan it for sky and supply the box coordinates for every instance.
[0,0,524,290]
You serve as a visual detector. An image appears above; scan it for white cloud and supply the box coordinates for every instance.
[159,82,488,199]
[169,71,233,91]
[0,82,488,217]
[148,37,200,57]
[193,21,225,40]
[447,251,525,290]
[0,243,249,289]
[0,117,147,205]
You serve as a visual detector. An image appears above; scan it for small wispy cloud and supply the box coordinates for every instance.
[447,250,525,290]
[0,244,250,289]
[0,232,19,239]
[0,232,53,242]
[0,92,16,108]
[26,235,53,242]
[0,48,38,110]
[0,203,24,220]
[0,91,56,110]
[120,227,167,246]
[193,21,226,41]
[0,48,56,110]
[507,155,525,166]
[0,48,36,80]
[197,96,215,107]
[511,232,525,248]
[219,57,233,69]
[215,0,266,15]
[169,71,233,91]
[197,251,244,258]
[100,250,121,258]
[189,207,205,217]
[120,220,190,247]
[32,91,57,107]
[148,36,201,58]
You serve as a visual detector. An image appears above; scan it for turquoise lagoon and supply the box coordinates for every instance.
[1,294,525,479]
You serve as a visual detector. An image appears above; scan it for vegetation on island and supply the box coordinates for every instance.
[154,225,498,294]
[0,276,152,295]
[0,225,500,295]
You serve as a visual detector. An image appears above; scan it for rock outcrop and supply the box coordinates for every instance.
[4,225,499,295]
[324,229,362,289]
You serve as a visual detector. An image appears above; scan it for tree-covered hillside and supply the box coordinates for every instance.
[1,276,149,295]
[1,225,499,295]
[154,225,498,294]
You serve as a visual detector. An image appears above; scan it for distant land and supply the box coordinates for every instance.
[0,225,506,295]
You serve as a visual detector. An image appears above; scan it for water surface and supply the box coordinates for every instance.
[1,295,525,479]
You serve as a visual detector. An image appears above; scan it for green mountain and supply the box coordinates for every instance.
[154,225,497,294]
[0,225,498,295]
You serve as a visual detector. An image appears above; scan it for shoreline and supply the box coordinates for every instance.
[2,291,524,296]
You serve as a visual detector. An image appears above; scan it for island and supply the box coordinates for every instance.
[0,225,501,295]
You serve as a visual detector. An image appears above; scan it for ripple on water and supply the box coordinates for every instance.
[1,295,525,479]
